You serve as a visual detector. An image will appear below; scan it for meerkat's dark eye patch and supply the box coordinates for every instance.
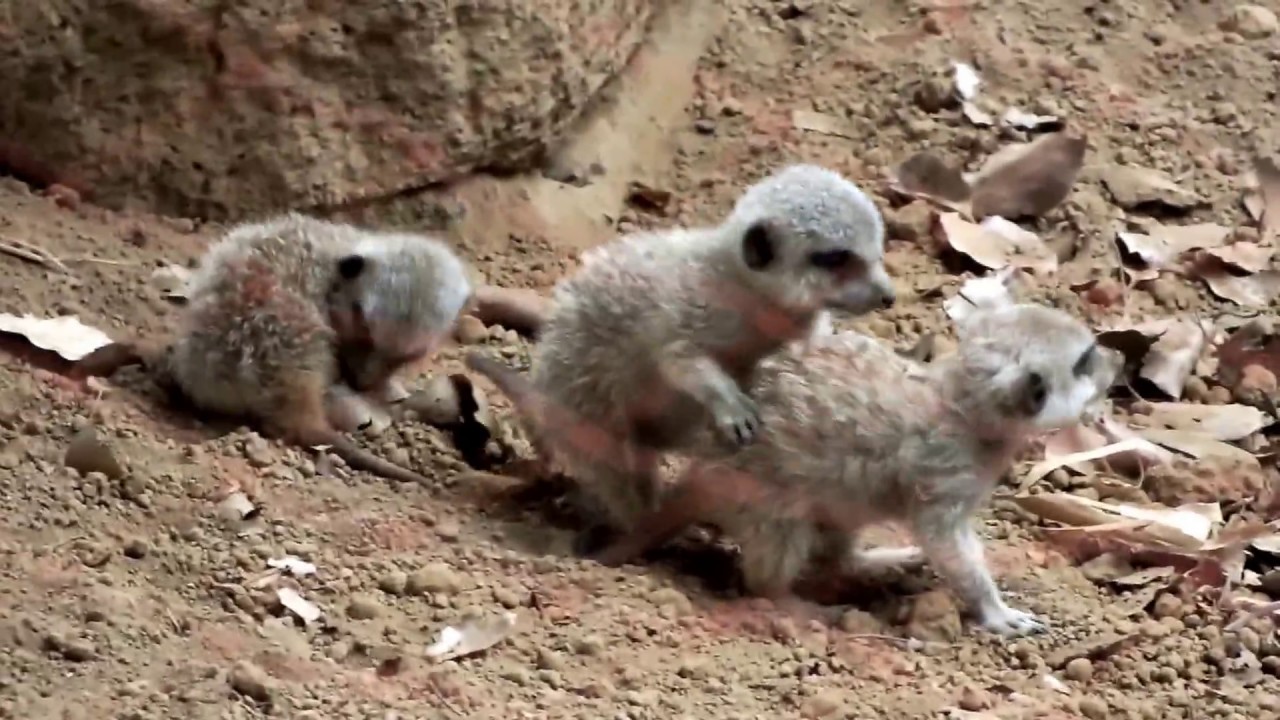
[742,221,777,271]
[337,254,366,280]
[1073,344,1096,377]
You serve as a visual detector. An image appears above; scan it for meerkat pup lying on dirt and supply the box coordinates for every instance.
[75,213,473,485]
[595,303,1122,636]
[467,164,895,542]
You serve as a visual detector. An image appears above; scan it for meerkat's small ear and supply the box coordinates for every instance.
[337,254,366,280]
[741,220,778,270]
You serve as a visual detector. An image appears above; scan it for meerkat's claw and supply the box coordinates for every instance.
[978,604,1046,637]
[713,390,762,446]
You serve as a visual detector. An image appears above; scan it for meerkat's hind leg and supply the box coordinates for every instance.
[569,444,663,554]
[912,504,1045,637]
[656,339,761,446]
[736,517,817,599]
[592,459,724,567]
[270,370,431,485]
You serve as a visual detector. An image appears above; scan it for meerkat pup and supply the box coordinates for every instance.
[595,303,1121,636]
[466,164,894,541]
[75,213,473,484]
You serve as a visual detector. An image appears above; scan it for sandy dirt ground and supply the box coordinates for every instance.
[3,1,1280,719]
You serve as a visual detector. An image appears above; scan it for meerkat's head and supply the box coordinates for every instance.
[950,303,1121,434]
[329,233,473,390]
[724,164,895,316]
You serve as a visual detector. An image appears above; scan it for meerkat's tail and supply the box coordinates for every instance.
[464,352,560,467]
[327,435,431,485]
[71,340,162,379]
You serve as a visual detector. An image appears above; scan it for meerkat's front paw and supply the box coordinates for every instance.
[978,603,1046,637]
[711,390,762,446]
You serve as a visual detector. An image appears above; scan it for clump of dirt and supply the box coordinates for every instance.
[2,2,1280,719]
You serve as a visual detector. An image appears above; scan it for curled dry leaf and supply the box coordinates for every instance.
[1023,436,1169,488]
[1256,155,1280,244]
[791,109,857,139]
[942,267,1021,322]
[1012,493,1222,550]
[0,313,114,361]
[961,102,995,127]
[1114,223,1231,270]
[277,588,322,625]
[267,556,317,577]
[890,152,972,213]
[1142,402,1272,441]
[1001,108,1063,131]
[1034,415,1172,483]
[1138,318,1211,398]
[1097,319,1172,365]
[1204,243,1273,274]
[967,133,1087,221]
[1194,259,1280,308]
[1099,164,1202,211]
[425,611,517,663]
[953,61,981,100]
[1138,428,1261,467]
[935,214,1057,274]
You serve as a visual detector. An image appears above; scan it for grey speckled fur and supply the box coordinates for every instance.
[598,303,1122,637]
[161,212,472,483]
[475,164,893,537]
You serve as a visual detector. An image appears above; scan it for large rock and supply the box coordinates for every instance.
[0,0,658,219]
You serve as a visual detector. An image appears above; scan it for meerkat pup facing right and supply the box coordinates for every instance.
[467,164,894,542]
[596,303,1121,636]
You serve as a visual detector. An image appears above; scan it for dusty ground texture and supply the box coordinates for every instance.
[3,1,1280,719]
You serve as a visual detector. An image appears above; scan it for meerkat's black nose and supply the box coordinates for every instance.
[881,291,896,308]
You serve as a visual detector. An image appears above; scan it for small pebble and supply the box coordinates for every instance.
[1065,657,1094,682]
[347,595,382,620]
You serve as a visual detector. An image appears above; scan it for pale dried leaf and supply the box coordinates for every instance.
[1204,242,1273,274]
[0,313,114,361]
[1140,428,1261,467]
[425,612,517,662]
[1115,223,1231,269]
[791,110,856,139]
[1256,156,1280,244]
[1041,674,1069,694]
[935,213,1057,274]
[1012,493,1213,549]
[1250,534,1280,555]
[968,133,1087,220]
[1001,107,1062,131]
[1244,193,1264,224]
[1143,402,1271,441]
[1200,267,1280,308]
[277,588,322,624]
[953,61,981,100]
[1037,416,1173,479]
[1099,165,1202,210]
[961,101,995,127]
[218,491,257,521]
[1140,318,1210,398]
[267,556,317,577]
[942,267,1021,322]
[1022,437,1166,487]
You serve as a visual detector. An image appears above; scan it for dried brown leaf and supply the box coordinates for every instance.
[1139,428,1261,468]
[791,109,856,139]
[1115,223,1232,269]
[1099,165,1202,210]
[425,612,517,662]
[1216,319,1280,388]
[891,152,972,211]
[1000,107,1063,131]
[1204,242,1273,274]
[1142,402,1272,441]
[0,313,115,361]
[1198,262,1280,308]
[1139,318,1211,398]
[968,133,1087,220]
[1256,156,1280,244]
[935,213,1058,274]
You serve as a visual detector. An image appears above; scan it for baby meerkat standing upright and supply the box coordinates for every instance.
[76,213,473,484]
[467,164,894,541]
[596,303,1121,636]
